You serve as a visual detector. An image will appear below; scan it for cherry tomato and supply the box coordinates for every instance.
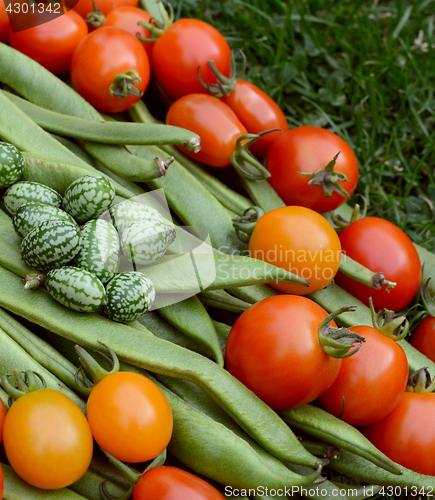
[318,325,408,425]
[103,6,153,58]
[70,26,150,112]
[3,389,93,489]
[221,80,288,158]
[9,9,88,74]
[0,0,10,45]
[248,206,341,294]
[266,126,359,213]
[71,0,138,19]
[0,399,5,443]
[225,295,342,410]
[151,18,231,102]
[361,392,435,475]
[86,371,173,463]
[410,316,435,362]
[335,217,422,311]
[166,94,247,168]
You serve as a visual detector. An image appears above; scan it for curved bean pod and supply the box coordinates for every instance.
[198,289,251,314]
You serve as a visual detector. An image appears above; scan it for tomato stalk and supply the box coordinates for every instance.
[197,51,246,97]
[420,278,435,317]
[406,367,435,393]
[318,306,365,358]
[369,297,409,341]
[232,206,264,243]
[231,133,278,179]
[329,196,368,230]
[109,70,144,99]
[137,1,173,37]
[1,370,45,404]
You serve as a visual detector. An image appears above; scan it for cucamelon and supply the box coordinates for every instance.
[108,199,165,234]
[4,181,62,215]
[0,142,24,188]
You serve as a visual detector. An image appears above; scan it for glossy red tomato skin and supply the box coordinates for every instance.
[225,295,342,410]
[103,6,153,58]
[166,93,247,168]
[0,0,10,44]
[248,206,342,295]
[319,325,408,426]
[70,26,150,112]
[86,371,173,463]
[72,0,138,19]
[266,126,359,213]
[335,217,422,311]
[221,80,288,158]
[410,316,435,362]
[9,10,88,74]
[361,392,435,475]
[133,466,225,500]
[151,19,231,102]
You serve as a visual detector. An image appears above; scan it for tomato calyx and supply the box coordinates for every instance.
[100,448,167,500]
[338,253,396,291]
[231,133,278,180]
[2,370,45,406]
[137,1,173,37]
[369,297,409,341]
[318,306,365,358]
[86,9,106,28]
[330,196,368,230]
[22,272,46,289]
[109,70,144,99]
[407,368,435,394]
[297,151,351,199]
[74,341,120,394]
[232,206,264,243]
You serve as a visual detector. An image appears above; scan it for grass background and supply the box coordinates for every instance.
[168,0,435,252]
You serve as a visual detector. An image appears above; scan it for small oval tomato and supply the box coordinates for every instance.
[318,325,408,426]
[9,9,88,74]
[0,0,11,45]
[70,26,150,112]
[133,466,225,500]
[103,6,153,58]
[151,18,231,102]
[248,206,341,294]
[225,295,342,410]
[221,80,288,158]
[86,371,173,463]
[166,94,247,168]
[410,316,435,362]
[266,126,359,213]
[72,0,138,19]
[3,389,93,489]
[335,217,422,311]
[361,392,435,475]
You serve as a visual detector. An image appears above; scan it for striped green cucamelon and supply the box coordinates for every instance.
[104,272,155,322]
[62,175,116,223]
[21,220,81,271]
[0,142,24,188]
[108,199,165,234]
[12,202,77,238]
[4,181,62,215]
[74,219,120,283]
[45,267,106,313]
[120,219,176,266]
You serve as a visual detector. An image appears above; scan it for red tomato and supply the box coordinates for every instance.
[103,6,153,57]
[71,0,138,19]
[86,371,173,463]
[318,325,408,425]
[3,389,93,489]
[0,0,10,44]
[410,316,435,362]
[221,79,288,158]
[361,392,435,475]
[166,94,247,168]
[151,18,231,102]
[225,295,342,410]
[133,466,225,500]
[70,26,150,112]
[248,206,342,294]
[266,126,359,213]
[9,9,88,74]
[335,217,422,311]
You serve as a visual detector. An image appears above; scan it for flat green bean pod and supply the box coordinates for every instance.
[0,265,321,468]
[70,469,128,500]
[198,289,251,314]
[4,91,201,150]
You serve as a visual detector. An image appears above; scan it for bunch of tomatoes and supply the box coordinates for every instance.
[2,0,435,487]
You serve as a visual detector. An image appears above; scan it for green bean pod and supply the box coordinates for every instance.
[279,404,402,474]
[239,176,285,213]
[4,91,201,150]
[158,296,224,366]
[70,469,128,500]
[198,289,251,313]
[2,464,89,500]
[0,266,321,468]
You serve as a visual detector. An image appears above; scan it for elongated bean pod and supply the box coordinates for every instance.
[158,296,224,366]
[239,176,285,213]
[0,236,37,278]
[70,469,128,500]
[198,289,251,313]
[4,91,201,149]
[279,404,402,474]
[0,266,321,468]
